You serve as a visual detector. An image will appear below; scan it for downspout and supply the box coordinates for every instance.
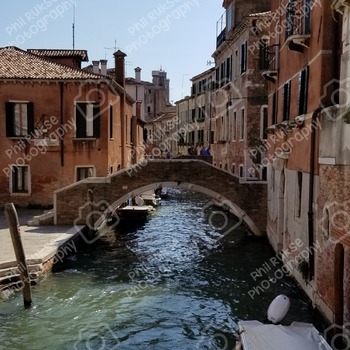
[308,106,322,280]
[60,82,64,167]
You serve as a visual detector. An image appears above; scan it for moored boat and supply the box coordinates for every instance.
[235,295,332,350]
[140,190,161,207]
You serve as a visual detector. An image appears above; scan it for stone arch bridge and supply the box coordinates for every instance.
[54,159,267,236]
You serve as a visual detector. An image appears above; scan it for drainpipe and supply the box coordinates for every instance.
[308,106,322,280]
[60,82,64,167]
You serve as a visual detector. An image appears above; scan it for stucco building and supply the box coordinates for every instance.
[263,0,350,329]
[0,47,140,208]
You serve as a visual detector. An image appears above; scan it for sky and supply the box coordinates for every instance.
[0,0,224,103]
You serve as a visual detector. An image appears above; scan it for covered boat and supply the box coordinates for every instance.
[236,320,332,350]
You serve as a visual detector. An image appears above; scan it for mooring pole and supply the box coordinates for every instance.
[87,189,95,236]
[4,203,32,307]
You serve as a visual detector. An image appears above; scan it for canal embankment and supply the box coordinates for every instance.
[0,208,83,298]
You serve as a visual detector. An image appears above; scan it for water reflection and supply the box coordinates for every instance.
[0,189,313,350]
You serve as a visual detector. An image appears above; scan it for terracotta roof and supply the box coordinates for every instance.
[27,48,88,61]
[0,46,100,80]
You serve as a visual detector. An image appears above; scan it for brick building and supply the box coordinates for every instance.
[263,0,349,327]
[175,68,215,156]
[0,46,140,208]
[211,3,270,179]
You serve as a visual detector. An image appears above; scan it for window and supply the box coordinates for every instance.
[198,107,206,121]
[271,92,277,125]
[261,106,268,139]
[232,111,237,141]
[198,130,204,145]
[285,0,295,39]
[231,163,236,174]
[75,103,100,138]
[226,56,232,82]
[6,102,34,137]
[220,62,225,86]
[240,108,245,140]
[239,165,244,178]
[192,108,196,122]
[259,39,269,70]
[76,167,95,181]
[282,81,291,121]
[240,42,247,74]
[227,3,234,31]
[148,89,152,94]
[192,83,197,95]
[109,105,113,139]
[298,66,309,116]
[235,49,238,78]
[11,165,29,193]
[147,105,151,113]
[295,171,303,217]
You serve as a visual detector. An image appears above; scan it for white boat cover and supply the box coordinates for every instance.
[239,321,332,350]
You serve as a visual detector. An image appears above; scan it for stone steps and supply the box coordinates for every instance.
[27,210,54,226]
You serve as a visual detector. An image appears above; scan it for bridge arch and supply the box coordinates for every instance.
[54,160,267,235]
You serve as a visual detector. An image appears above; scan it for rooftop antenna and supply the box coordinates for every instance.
[72,3,76,51]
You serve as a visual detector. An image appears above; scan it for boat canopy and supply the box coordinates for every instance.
[239,321,332,350]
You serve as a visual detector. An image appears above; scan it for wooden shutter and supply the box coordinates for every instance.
[76,103,86,138]
[93,103,100,138]
[5,102,14,137]
[27,102,34,134]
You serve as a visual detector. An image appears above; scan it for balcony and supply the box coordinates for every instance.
[285,8,311,53]
[261,46,279,83]
[216,12,226,49]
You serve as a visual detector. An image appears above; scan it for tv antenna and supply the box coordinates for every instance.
[72,3,76,51]
[104,38,120,55]
[207,60,215,66]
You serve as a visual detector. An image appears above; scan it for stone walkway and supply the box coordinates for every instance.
[0,209,82,289]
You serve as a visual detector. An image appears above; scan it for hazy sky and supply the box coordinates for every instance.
[0,0,224,103]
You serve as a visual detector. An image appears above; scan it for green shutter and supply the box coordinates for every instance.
[5,102,14,137]
[76,103,86,138]
[93,103,100,138]
[27,102,34,134]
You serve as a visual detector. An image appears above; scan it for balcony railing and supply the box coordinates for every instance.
[216,29,226,48]
[285,1,311,52]
[262,45,279,82]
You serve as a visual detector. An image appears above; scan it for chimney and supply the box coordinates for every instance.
[100,59,107,75]
[113,50,127,87]
[92,60,100,74]
[136,101,142,119]
[135,67,141,82]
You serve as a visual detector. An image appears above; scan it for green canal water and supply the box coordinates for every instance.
[0,190,314,349]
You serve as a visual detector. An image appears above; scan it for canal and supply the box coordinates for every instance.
[0,189,314,349]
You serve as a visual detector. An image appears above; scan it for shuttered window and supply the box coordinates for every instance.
[298,66,309,116]
[240,42,247,74]
[75,103,100,138]
[6,102,34,137]
[11,165,29,193]
[271,92,277,125]
[282,81,291,121]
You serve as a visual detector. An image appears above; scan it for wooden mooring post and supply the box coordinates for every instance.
[4,203,32,307]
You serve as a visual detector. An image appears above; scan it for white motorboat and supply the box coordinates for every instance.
[140,190,161,207]
[235,295,332,350]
